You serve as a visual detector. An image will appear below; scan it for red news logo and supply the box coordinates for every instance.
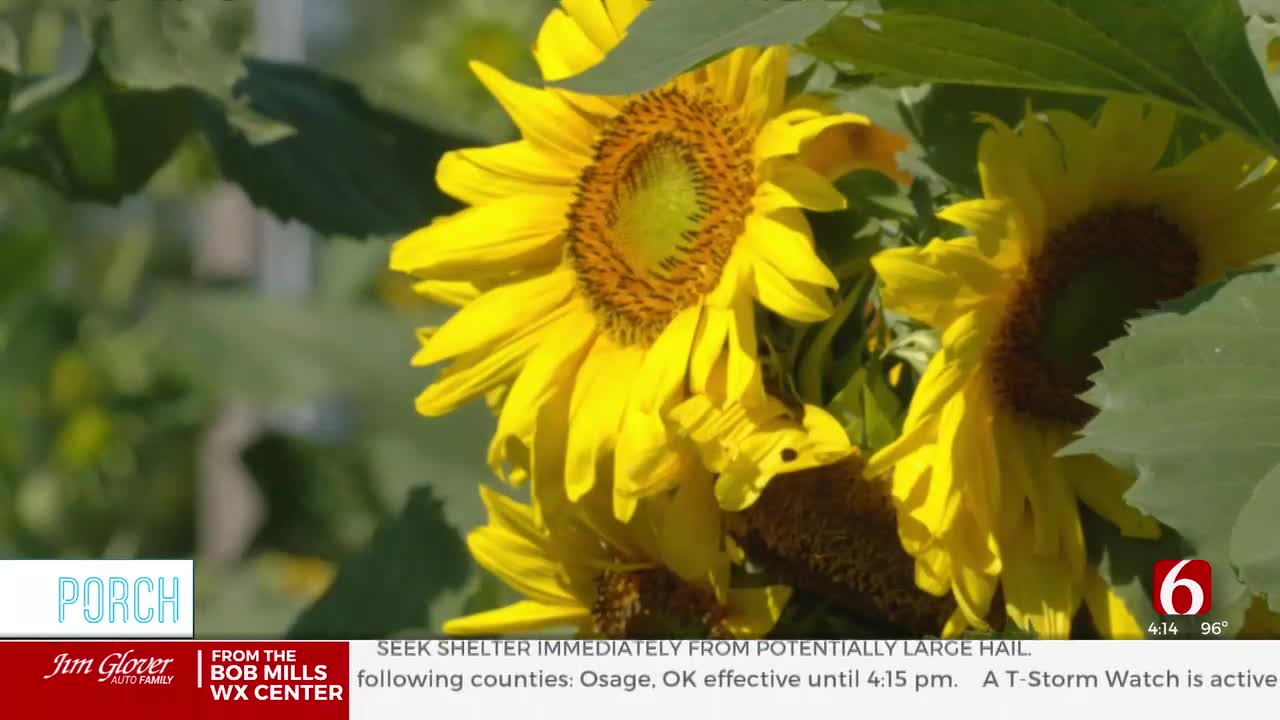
[1153,559,1213,615]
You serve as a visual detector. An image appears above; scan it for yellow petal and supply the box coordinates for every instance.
[1094,97,1175,180]
[712,47,763,110]
[755,108,863,161]
[415,309,563,416]
[444,600,590,636]
[751,260,832,321]
[723,586,791,638]
[865,310,992,477]
[1063,454,1161,539]
[470,61,597,160]
[614,410,681,499]
[759,160,848,213]
[561,0,621,51]
[415,270,577,367]
[999,518,1081,639]
[630,305,700,414]
[1082,568,1143,639]
[534,8,606,81]
[872,237,1010,330]
[479,484,542,543]
[743,46,789,131]
[913,383,967,537]
[492,305,597,468]
[724,294,764,406]
[390,198,567,280]
[742,209,839,288]
[467,528,576,607]
[657,477,724,585]
[437,142,578,205]
[935,198,1009,240]
[412,280,482,308]
[689,307,730,395]
[790,107,910,184]
[565,339,640,500]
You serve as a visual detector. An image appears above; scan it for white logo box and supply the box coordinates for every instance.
[0,560,195,638]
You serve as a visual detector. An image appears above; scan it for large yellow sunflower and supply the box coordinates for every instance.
[867,98,1280,637]
[391,0,906,520]
[443,482,789,638]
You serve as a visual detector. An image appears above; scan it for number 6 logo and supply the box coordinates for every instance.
[1153,559,1213,615]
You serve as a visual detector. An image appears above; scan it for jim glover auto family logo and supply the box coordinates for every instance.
[41,650,176,685]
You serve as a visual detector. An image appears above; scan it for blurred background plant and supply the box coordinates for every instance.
[0,0,556,638]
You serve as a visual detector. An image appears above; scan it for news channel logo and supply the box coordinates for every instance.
[0,560,195,638]
[1153,559,1213,616]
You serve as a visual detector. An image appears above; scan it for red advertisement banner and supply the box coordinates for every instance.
[1,641,348,719]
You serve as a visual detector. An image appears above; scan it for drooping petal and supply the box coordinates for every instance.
[443,600,591,636]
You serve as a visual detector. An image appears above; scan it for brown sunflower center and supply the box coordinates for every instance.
[989,206,1199,424]
[727,456,958,636]
[591,567,726,639]
[566,88,757,346]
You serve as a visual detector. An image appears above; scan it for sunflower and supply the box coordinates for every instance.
[391,0,907,520]
[663,385,855,513]
[443,482,789,638]
[866,98,1280,637]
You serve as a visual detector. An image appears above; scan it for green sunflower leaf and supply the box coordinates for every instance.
[198,59,467,238]
[0,60,196,204]
[809,0,1280,156]
[97,0,290,143]
[286,486,470,639]
[554,0,849,96]
[1065,267,1280,627]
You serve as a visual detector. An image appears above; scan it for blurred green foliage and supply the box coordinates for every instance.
[1,0,536,637]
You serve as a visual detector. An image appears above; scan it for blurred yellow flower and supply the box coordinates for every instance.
[392,0,906,520]
[868,98,1280,637]
[50,351,98,412]
[444,483,789,639]
[54,407,113,471]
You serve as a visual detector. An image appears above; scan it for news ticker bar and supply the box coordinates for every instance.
[0,639,1277,719]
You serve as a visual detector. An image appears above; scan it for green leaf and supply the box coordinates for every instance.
[0,20,16,111]
[0,66,195,203]
[1065,268,1280,626]
[1080,507,1227,637]
[286,486,470,639]
[97,0,287,143]
[198,59,467,239]
[903,85,1102,194]
[556,0,848,96]
[809,0,1280,155]
[240,433,385,561]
